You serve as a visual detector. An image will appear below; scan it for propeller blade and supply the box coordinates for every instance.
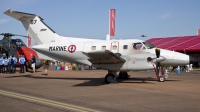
[155,48,160,58]
[0,33,13,37]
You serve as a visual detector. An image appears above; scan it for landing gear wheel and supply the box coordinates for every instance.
[159,76,165,82]
[105,73,115,84]
[118,72,128,79]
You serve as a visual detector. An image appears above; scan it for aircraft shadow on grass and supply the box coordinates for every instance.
[5,74,180,86]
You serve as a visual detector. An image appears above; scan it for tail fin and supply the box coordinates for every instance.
[4,8,63,45]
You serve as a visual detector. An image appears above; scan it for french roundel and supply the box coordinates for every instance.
[68,45,76,53]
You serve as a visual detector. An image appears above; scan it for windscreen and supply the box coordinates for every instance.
[133,42,146,50]
[142,42,155,49]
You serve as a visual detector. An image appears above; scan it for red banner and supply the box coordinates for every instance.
[110,9,115,36]
[28,35,31,47]
[198,29,200,35]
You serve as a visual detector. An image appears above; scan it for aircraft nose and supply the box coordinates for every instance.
[189,56,197,64]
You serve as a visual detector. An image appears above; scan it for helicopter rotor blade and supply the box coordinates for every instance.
[0,33,28,38]
[12,34,28,38]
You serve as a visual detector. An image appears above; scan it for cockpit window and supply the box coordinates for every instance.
[15,40,26,47]
[142,42,155,49]
[11,39,26,48]
[133,43,146,50]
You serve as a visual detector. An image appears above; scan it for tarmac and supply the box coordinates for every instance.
[0,67,200,112]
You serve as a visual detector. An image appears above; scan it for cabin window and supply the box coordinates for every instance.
[102,46,106,50]
[112,45,117,50]
[123,45,128,49]
[91,46,96,50]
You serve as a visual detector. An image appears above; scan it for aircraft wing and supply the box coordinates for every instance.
[82,50,126,64]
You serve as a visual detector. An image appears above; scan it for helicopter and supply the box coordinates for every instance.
[0,33,44,70]
[141,34,147,37]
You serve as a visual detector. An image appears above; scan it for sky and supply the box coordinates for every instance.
[0,0,200,46]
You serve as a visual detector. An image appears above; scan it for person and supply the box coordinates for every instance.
[12,55,17,73]
[43,59,50,75]
[50,61,53,68]
[3,57,8,73]
[25,60,29,72]
[171,66,177,72]
[89,66,92,69]
[189,64,193,71]
[19,55,26,73]
[0,56,3,73]
[181,65,186,71]
[8,55,13,73]
[186,64,190,72]
[55,61,57,67]
[31,55,36,73]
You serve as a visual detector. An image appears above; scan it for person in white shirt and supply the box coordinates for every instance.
[186,64,190,72]
[3,57,9,73]
[19,55,26,73]
[189,64,193,71]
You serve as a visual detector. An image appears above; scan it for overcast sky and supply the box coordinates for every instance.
[0,0,200,45]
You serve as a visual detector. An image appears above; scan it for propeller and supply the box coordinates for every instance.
[155,48,164,81]
[147,48,166,82]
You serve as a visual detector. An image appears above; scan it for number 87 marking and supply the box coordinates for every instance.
[30,20,37,24]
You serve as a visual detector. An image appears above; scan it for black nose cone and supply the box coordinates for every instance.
[189,56,197,64]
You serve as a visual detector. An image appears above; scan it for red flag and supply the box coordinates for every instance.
[198,29,200,35]
[28,35,31,47]
[110,9,116,36]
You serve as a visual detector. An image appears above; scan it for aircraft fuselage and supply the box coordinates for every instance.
[33,39,190,71]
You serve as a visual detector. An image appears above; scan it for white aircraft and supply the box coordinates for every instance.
[4,8,197,83]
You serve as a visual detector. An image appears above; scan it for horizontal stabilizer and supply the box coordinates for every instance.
[82,50,126,64]
[4,8,37,20]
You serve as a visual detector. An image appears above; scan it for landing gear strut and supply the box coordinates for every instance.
[157,66,167,82]
[153,63,166,82]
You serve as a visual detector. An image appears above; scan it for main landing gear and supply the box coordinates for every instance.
[104,71,129,84]
[105,71,117,84]
[118,72,129,79]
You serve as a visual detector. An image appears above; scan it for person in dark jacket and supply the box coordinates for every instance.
[31,55,36,73]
